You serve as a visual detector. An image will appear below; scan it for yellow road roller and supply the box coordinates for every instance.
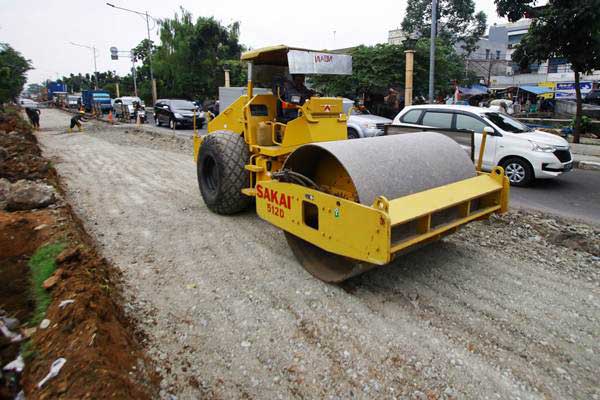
[194,45,510,282]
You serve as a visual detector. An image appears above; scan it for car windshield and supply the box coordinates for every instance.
[484,112,532,133]
[121,98,141,105]
[171,100,195,109]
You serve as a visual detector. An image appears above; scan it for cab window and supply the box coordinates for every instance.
[455,114,488,133]
[421,111,453,129]
[400,109,422,124]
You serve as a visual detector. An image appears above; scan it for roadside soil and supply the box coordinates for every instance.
[39,108,599,399]
[0,111,156,399]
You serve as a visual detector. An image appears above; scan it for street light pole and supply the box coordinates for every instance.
[106,3,157,105]
[428,0,437,104]
[145,11,157,104]
[70,42,99,90]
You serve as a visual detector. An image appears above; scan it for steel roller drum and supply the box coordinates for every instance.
[283,132,477,282]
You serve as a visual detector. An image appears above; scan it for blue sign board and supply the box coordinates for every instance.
[555,81,593,99]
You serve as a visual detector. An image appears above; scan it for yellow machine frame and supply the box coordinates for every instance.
[255,168,508,264]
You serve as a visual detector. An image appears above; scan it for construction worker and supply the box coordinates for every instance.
[279,74,316,122]
[69,111,87,133]
[25,107,41,130]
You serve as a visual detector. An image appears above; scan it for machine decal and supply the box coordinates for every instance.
[314,54,334,63]
[256,184,292,210]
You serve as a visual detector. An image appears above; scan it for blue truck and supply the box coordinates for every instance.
[82,90,112,113]
[46,81,67,101]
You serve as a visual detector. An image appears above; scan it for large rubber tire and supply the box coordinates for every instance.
[197,131,251,214]
[155,116,161,127]
[501,157,534,187]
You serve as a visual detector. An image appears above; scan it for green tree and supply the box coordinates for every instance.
[128,7,245,103]
[26,83,45,97]
[0,43,32,103]
[495,0,600,143]
[402,0,487,54]
[310,40,469,103]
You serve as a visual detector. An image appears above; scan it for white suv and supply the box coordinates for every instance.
[392,105,573,186]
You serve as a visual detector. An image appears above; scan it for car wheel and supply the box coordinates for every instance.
[347,128,359,139]
[170,119,177,130]
[155,116,161,127]
[501,157,534,187]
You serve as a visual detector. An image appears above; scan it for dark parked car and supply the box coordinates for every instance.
[154,99,205,129]
[584,89,600,106]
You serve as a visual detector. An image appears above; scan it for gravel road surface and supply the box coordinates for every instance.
[38,109,599,399]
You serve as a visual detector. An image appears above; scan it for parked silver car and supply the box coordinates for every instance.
[342,98,392,138]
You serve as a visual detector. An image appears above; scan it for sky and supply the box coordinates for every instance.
[0,0,508,85]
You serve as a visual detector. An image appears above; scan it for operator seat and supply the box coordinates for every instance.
[273,76,299,124]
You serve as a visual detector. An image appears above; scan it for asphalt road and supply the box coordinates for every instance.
[511,169,600,226]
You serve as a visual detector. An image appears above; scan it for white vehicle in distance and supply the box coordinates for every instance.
[342,98,392,139]
[19,98,38,108]
[392,105,572,186]
[113,96,146,123]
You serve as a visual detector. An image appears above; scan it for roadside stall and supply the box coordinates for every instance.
[514,85,554,114]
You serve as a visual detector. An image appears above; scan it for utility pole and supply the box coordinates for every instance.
[428,0,438,103]
[132,53,138,97]
[145,10,157,105]
[70,42,99,89]
[107,3,157,104]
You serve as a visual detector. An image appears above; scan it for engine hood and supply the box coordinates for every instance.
[172,108,196,116]
[515,130,569,147]
[349,114,392,124]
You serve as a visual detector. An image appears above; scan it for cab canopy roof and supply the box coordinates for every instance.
[241,45,352,75]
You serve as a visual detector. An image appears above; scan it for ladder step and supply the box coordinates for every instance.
[245,164,264,172]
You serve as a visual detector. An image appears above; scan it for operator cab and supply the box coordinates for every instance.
[207,45,353,154]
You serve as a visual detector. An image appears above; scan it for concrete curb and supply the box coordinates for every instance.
[574,160,600,171]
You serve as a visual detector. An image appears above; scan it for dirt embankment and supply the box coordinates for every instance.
[0,108,156,399]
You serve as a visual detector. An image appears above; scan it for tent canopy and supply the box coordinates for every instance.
[518,85,554,95]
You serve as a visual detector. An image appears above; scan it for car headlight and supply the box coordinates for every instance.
[530,141,555,152]
[361,122,377,129]
[174,113,183,119]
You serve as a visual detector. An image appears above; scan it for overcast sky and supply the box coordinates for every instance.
[0,0,508,85]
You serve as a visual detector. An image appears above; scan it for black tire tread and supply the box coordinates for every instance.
[197,131,250,214]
